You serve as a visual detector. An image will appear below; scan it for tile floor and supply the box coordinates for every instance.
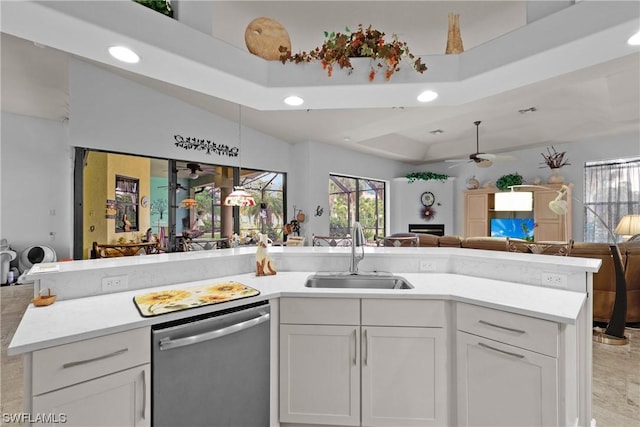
[1,285,32,424]
[592,325,640,426]
[1,284,639,426]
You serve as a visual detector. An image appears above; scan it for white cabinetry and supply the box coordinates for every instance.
[279,297,447,427]
[280,323,360,425]
[456,303,558,427]
[280,298,360,425]
[30,328,150,427]
[361,299,447,427]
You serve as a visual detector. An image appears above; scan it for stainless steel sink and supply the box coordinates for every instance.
[304,273,414,289]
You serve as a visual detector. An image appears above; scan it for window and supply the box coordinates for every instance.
[76,149,288,258]
[240,169,286,242]
[584,157,640,242]
[115,175,139,232]
[328,174,385,243]
[192,185,222,239]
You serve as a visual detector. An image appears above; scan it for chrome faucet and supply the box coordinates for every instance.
[349,222,366,274]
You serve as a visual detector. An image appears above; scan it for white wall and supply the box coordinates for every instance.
[68,58,292,173]
[0,113,73,259]
[423,132,640,239]
[1,58,414,256]
[3,57,636,259]
[390,177,455,236]
[289,141,413,241]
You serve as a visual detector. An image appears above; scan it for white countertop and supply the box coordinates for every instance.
[8,271,586,355]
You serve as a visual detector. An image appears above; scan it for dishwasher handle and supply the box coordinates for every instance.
[159,312,270,351]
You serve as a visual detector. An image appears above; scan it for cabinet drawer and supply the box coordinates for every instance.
[280,297,359,325]
[32,327,150,395]
[362,299,445,327]
[456,303,557,357]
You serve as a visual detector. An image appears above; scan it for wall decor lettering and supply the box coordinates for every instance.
[173,135,239,157]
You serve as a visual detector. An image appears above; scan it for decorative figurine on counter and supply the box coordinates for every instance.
[255,234,276,276]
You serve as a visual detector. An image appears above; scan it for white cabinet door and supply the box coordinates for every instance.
[32,364,150,427]
[457,332,558,427]
[280,324,360,426]
[361,326,447,427]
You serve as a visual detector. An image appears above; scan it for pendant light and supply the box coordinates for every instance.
[180,198,198,209]
[224,105,256,207]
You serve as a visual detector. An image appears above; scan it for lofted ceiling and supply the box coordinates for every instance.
[1,1,639,165]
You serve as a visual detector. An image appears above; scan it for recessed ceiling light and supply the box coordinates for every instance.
[284,96,304,106]
[108,46,140,64]
[628,31,640,45]
[417,90,438,103]
[429,129,444,135]
[344,136,351,142]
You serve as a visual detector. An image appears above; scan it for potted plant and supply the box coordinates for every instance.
[279,25,427,81]
[134,0,173,17]
[496,173,523,191]
[405,172,449,183]
[540,146,570,184]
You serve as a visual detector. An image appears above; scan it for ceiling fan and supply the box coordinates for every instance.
[176,163,218,179]
[157,183,187,192]
[445,121,516,168]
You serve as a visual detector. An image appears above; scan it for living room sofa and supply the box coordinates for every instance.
[388,233,640,324]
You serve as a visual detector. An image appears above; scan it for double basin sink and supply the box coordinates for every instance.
[305,272,413,290]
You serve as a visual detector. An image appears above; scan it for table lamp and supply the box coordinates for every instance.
[614,215,640,241]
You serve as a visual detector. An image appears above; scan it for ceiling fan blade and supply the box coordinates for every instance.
[476,153,517,162]
[494,154,517,161]
[157,183,186,190]
[448,161,471,169]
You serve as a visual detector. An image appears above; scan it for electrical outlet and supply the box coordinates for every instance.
[541,272,567,287]
[101,275,128,292]
[419,260,436,272]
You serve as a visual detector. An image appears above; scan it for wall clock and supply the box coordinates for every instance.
[140,196,150,208]
[421,191,435,207]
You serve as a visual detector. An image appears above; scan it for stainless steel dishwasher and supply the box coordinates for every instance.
[152,301,270,427]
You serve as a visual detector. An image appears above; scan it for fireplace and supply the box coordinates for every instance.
[408,224,445,236]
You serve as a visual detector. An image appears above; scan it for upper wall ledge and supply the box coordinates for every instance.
[2,1,638,110]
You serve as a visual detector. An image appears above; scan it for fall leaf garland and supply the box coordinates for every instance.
[279,25,427,81]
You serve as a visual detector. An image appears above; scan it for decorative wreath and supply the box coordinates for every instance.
[421,206,435,221]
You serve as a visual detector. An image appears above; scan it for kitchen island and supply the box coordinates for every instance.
[9,247,600,426]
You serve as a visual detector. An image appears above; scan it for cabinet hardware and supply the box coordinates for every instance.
[159,312,269,350]
[478,342,525,359]
[352,329,357,366]
[141,368,146,421]
[478,320,526,334]
[62,348,128,368]
[363,329,369,366]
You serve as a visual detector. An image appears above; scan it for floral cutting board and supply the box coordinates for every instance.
[133,281,260,317]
